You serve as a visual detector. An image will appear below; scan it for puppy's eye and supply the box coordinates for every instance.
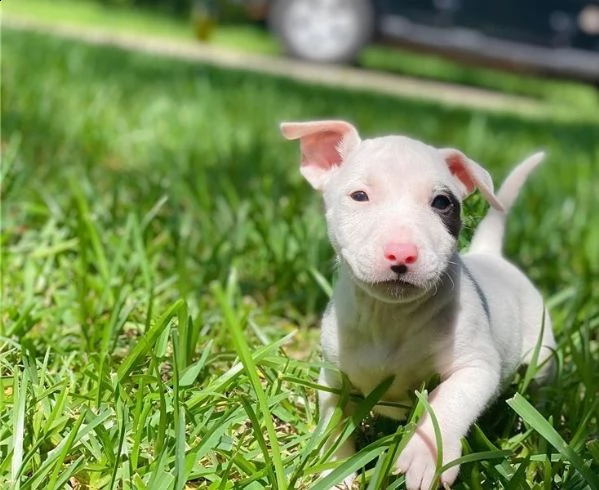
[431,194,452,211]
[350,191,369,202]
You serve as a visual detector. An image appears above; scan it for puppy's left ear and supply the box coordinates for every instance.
[439,149,504,211]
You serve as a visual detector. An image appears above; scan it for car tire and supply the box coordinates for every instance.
[269,0,375,63]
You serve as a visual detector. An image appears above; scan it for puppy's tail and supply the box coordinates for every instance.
[468,152,544,255]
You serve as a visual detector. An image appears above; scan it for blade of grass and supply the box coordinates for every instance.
[11,368,28,490]
[507,393,599,487]
[309,267,333,299]
[117,299,183,382]
[311,434,399,490]
[440,449,512,471]
[324,375,395,462]
[52,456,85,490]
[171,328,186,490]
[212,279,287,489]
[186,331,296,410]
[415,390,443,489]
[26,408,112,488]
[366,423,406,490]
[179,339,213,388]
[239,396,277,483]
[520,307,550,393]
[47,411,86,490]
[174,405,186,490]
[108,389,128,490]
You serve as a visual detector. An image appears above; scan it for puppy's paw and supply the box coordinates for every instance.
[394,432,461,490]
[336,473,357,489]
[320,468,357,490]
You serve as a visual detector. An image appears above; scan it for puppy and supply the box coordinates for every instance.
[281,120,556,489]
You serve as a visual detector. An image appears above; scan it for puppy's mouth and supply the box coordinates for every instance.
[372,277,420,294]
[338,255,434,302]
[355,273,430,303]
[376,277,416,287]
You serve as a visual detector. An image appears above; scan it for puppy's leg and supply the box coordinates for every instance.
[395,361,500,490]
[318,368,356,488]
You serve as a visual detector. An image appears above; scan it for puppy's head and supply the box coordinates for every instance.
[281,120,503,302]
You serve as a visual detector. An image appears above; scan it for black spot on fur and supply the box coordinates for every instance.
[463,263,490,321]
[433,189,461,239]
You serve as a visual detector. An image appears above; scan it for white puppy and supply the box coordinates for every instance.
[281,120,556,489]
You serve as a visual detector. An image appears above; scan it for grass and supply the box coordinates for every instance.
[5,0,599,118]
[3,0,280,53]
[1,27,599,488]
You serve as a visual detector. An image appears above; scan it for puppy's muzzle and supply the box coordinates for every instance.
[384,242,418,274]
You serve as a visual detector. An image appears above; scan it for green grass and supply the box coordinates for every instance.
[2,28,599,488]
[5,0,599,118]
[3,0,193,39]
[3,0,280,53]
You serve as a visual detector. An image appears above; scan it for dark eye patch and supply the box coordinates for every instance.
[431,195,452,211]
[432,190,461,238]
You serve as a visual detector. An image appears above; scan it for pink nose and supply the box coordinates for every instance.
[384,242,419,266]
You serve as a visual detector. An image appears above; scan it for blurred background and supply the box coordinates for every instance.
[3,0,599,324]
[5,0,599,83]
[210,0,599,82]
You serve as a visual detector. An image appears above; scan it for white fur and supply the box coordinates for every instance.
[281,121,556,489]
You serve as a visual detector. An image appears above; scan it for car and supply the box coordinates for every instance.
[249,0,599,83]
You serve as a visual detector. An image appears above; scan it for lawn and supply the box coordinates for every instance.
[5,0,599,119]
[1,27,599,489]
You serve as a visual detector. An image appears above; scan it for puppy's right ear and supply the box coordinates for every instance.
[280,120,360,190]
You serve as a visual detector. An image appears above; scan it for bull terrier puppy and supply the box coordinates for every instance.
[281,120,556,489]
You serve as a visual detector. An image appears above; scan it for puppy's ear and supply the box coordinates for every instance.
[439,149,504,211]
[280,120,360,190]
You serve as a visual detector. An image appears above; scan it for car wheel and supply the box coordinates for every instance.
[269,0,375,63]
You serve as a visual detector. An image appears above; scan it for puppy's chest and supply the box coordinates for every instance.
[336,310,445,401]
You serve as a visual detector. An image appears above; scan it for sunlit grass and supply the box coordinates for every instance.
[3,0,280,53]
[1,28,598,488]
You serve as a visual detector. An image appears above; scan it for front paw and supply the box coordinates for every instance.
[394,431,461,490]
[320,468,356,489]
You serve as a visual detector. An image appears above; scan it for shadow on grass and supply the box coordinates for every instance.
[3,28,598,323]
